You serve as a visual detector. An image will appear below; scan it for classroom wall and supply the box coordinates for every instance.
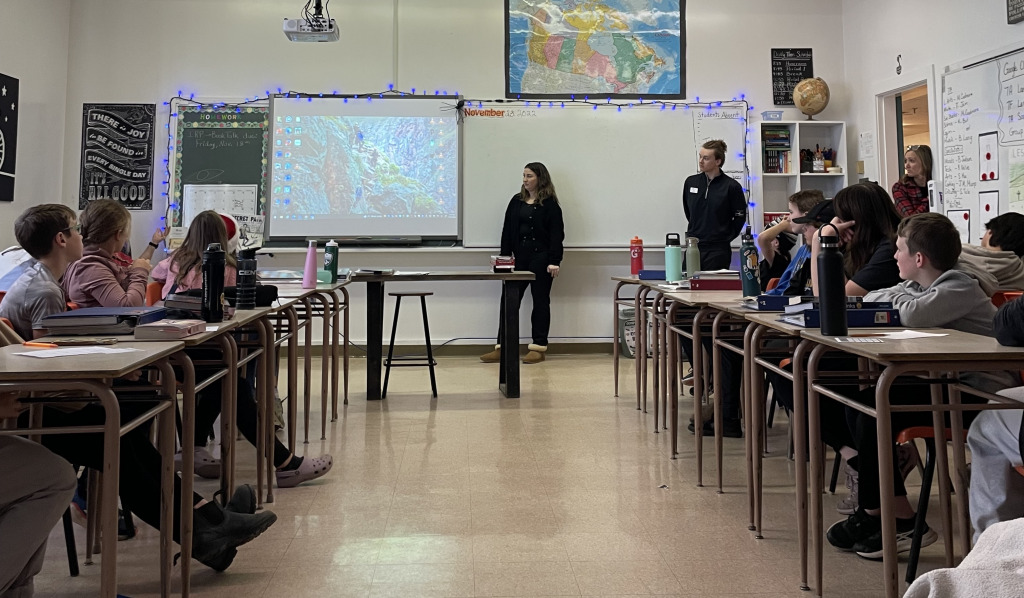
[840,0,1021,185]
[10,0,848,343]
[0,0,71,250]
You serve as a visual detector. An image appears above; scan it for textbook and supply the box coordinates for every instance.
[134,319,206,340]
[41,306,167,331]
[779,308,903,328]
[688,278,742,290]
[783,298,894,314]
[753,294,815,311]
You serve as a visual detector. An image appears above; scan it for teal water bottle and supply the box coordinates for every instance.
[685,236,701,278]
[324,239,339,283]
[664,233,683,282]
[740,226,760,296]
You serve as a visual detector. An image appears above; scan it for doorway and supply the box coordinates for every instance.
[872,66,939,194]
[896,84,930,177]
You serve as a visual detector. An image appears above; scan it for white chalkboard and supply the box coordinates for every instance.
[941,46,1024,243]
[462,102,748,248]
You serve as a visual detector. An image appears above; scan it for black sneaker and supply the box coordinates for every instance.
[826,508,881,551]
[688,418,743,438]
[192,501,277,571]
[853,517,938,560]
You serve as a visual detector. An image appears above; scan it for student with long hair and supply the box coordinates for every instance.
[480,162,565,365]
[151,210,237,299]
[891,144,933,217]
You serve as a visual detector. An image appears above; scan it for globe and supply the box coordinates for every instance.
[793,77,830,120]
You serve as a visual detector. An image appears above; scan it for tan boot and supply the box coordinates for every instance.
[480,345,501,363]
[523,344,547,364]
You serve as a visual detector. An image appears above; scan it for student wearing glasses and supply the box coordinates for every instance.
[891,145,933,218]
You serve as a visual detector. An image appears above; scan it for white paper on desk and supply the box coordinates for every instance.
[394,271,429,276]
[657,282,690,291]
[879,330,948,340]
[13,347,141,358]
[205,326,219,332]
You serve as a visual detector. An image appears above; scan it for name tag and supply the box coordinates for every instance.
[689,187,698,193]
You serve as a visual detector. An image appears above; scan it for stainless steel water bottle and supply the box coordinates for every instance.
[235,248,257,310]
[816,224,847,336]
[202,242,226,322]
[740,225,760,296]
[664,233,683,282]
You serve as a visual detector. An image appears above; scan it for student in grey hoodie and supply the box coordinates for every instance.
[952,213,1024,295]
[826,213,1019,560]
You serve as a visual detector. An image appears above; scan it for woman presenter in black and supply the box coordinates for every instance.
[480,162,565,364]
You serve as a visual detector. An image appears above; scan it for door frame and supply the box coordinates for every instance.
[870,64,939,191]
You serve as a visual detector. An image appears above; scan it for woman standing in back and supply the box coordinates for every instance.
[481,162,564,364]
[891,144,933,217]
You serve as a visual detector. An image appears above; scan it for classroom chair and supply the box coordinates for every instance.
[145,281,162,306]
[382,291,438,399]
[896,425,970,583]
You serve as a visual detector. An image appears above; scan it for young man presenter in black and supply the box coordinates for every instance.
[683,139,747,270]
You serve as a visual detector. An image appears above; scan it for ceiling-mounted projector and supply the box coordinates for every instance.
[283,0,338,42]
[283,17,339,42]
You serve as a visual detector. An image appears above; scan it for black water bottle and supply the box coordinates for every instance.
[235,248,258,310]
[816,224,847,336]
[202,242,226,323]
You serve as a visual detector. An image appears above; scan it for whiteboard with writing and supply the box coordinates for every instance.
[462,102,748,247]
[941,46,1024,243]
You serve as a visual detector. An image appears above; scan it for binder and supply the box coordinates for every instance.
[780,308,902,328]
[689,278,742,290]
[41,306,167,329]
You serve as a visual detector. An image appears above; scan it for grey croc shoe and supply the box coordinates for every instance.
[276,454,333,488]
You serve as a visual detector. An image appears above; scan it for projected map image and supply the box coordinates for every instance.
[507,0,682,97]
[271,115,457,221]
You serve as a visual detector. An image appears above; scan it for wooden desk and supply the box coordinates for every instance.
[659,289,741,485]
[799,328,1024,598]
[351,271,535,400]
[611,275,642,399]
[0,342,181,598]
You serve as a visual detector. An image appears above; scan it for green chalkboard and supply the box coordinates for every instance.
[171,105,268,226]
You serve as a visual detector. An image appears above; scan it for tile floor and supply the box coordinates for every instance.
[33,355,960,597]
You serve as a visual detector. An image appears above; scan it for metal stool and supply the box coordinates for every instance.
[383,292,438,398]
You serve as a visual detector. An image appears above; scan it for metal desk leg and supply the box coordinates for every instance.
[366,281,385,401]
[301,298,313,444]
[169,353,196,593]
[341,286,350,407]
[498,279,522,398]
[155,359,178,598]
[286,306,299,452]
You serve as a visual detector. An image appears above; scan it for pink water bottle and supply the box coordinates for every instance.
[630,236,644,275]
[302,239,318,288]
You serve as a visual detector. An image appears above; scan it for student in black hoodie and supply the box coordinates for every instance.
[682,139,747,269]
[480,162,565,365]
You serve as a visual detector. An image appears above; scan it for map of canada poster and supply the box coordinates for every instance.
[506,0,684,99]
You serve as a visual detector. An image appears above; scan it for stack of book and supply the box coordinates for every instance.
[134,319,206,340]
[689,270,741,290]
[164,293,203,317]
[41,306,167,335]
[778,299,899,327]
[490,255,515,272]
[762,127,792,174]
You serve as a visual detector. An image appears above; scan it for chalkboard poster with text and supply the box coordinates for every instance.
[171,105,268,226]
[772,48,813,106]
[0,73,18,202]
[79,103,155,210]
[1010,0,1024,24]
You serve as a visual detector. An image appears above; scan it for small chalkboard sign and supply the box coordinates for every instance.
[1010,0,1024,24]
[170,104,268,226]
[772,48,813,106]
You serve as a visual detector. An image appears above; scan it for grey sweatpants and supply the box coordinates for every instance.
[967,387,1024,544]
[0,436,77,598]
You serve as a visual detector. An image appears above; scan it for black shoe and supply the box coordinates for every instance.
[853,517,938,560]
[688,418,743,438]
[214,484,257,515]
[826,508,881,551]
[192,501,277,571]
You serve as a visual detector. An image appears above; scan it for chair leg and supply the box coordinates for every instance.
[62,508,79,577]
[829,451,843,495]
[382,296,402,399]
[906,438,937,584]
[420,296,438,398]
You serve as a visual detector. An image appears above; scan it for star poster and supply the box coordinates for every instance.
[0,73,18,202]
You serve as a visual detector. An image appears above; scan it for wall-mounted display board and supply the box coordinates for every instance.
[462,101,748,247]
[771,48,813,106]
[169,103,269,227]
[941,46,1024,243]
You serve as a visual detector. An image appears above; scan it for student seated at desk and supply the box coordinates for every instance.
[967,295,1024,542]
[825,212,1020,559]
[63,203,332,487]
[0,204,278,572]
[151,211,238,300]
[759,190,827,296]
[957,212,1024,293]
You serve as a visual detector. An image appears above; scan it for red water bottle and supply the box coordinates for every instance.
[630,236,644,275]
